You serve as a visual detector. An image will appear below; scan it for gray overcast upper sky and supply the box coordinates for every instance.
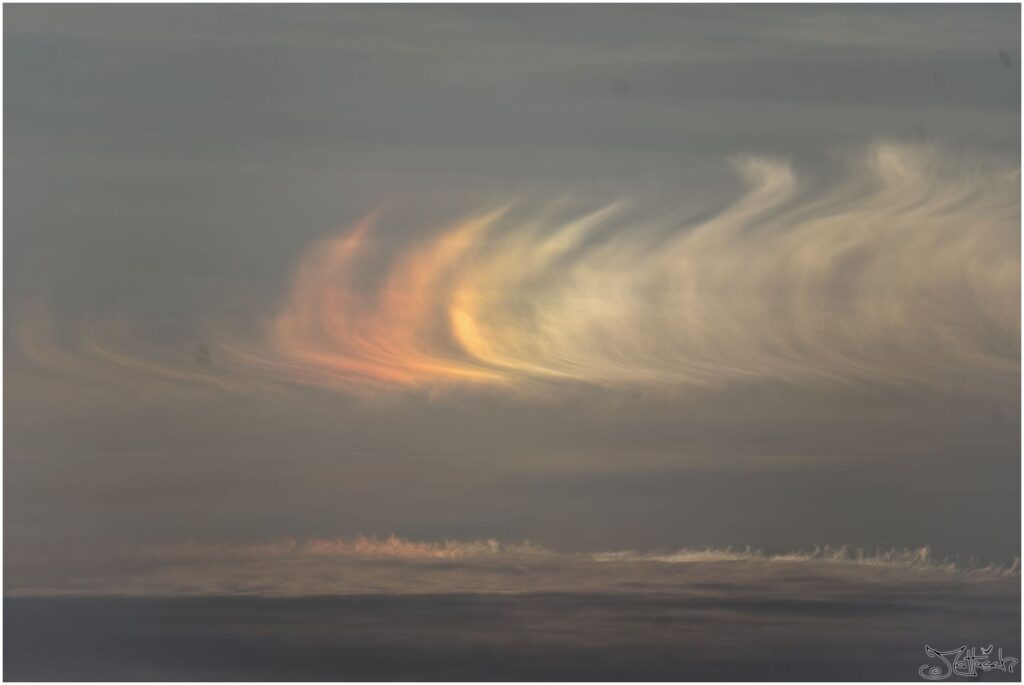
[4,5,1020,570]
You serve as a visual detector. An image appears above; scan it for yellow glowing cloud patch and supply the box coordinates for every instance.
[229,143,1016,396]
[16,142,1020,400]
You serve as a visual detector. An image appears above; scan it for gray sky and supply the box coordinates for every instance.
[4,4,1020,572]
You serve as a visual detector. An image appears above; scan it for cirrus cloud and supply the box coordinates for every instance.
[15,141,1020,401]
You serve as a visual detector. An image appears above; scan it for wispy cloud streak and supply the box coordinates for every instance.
[15,142,1019,400]
[233,142,1019,396]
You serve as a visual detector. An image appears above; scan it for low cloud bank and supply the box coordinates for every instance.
[6,535,1018,598]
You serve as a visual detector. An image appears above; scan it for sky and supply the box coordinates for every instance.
[4,3,1021,584]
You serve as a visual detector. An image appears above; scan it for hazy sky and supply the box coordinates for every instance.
[4,4,1020,573]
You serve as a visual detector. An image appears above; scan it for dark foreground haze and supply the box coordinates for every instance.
[5,549,1020,681]
[6,590,1019,681]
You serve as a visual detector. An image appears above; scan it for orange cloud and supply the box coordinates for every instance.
[16,142,1019,401]
[231,142,1019,397]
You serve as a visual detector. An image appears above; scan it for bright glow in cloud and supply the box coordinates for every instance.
[230,142,1019,397]
[16,142,1019,400]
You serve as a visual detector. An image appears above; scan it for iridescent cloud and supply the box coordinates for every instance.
[17,142,1020,400]
[228,142,1019,397]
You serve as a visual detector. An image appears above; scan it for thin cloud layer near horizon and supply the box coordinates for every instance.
[5,2,1021,582]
